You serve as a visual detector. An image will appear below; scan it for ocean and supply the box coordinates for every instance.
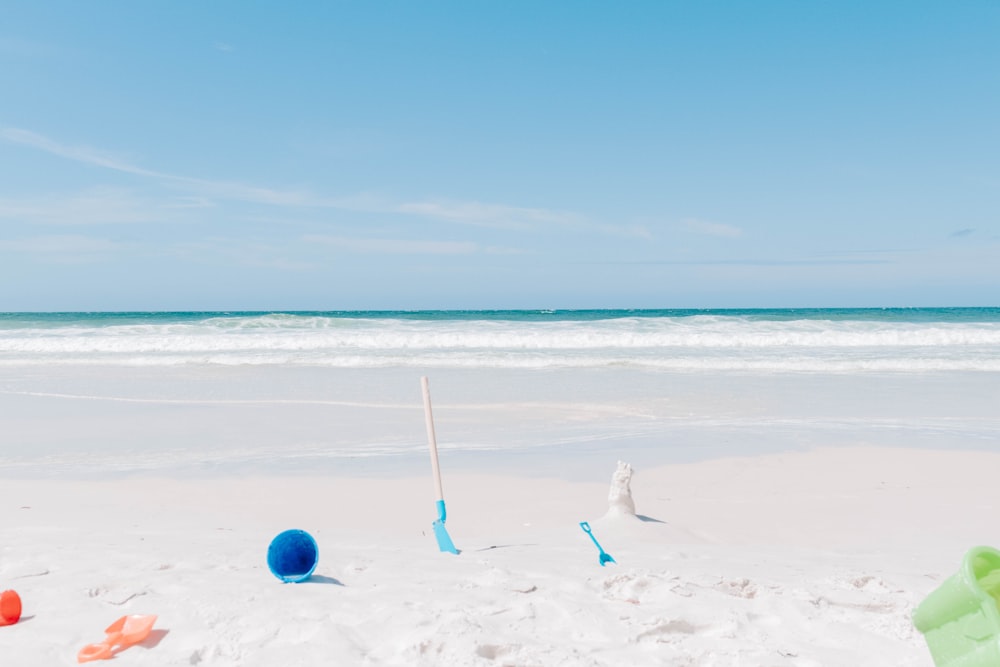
[2,309,998,477]
[2,308,1000,373]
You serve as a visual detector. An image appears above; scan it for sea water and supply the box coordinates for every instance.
[3,308,1000,372]
[1,309,998,477]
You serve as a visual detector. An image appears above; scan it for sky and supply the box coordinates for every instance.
[1,1,998,310]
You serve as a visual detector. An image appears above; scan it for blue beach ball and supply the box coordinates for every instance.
[267,529,319,583]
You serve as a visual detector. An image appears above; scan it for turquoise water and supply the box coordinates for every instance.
[3,307,1000,326]
[1,308,999,372]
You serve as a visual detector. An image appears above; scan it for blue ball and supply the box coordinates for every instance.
[267,529,318,583]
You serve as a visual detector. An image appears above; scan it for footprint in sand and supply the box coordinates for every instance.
[465,566,537,595]
[633,617,701,643]
[602,572,650,604]
[86,585,149,606]
[476,643,520,661]
[715,578,758,599]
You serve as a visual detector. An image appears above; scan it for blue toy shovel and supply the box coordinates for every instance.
[580,521,616,566]
[422,377,459,555]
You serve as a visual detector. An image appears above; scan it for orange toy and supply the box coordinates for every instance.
[77,614,157,663]
[0,590,21,626]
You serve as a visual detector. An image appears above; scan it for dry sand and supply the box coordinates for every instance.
[4,446,997,665]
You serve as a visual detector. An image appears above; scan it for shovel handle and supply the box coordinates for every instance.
[580,522,603,550]
[421,377,445,503]
[78,641,113,663]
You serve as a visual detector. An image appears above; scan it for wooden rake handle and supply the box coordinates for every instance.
[421,376,446,503]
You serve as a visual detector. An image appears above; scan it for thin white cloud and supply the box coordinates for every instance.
[682,218,743,238]
[0,234,124,261]
[593,222,653,240]
[305,235,480,255]
[608,257,891,267]
[165,196,216,210]
[237,255,313,271]
[396,199,655,240]
[0,127,164,178]
[197,240,315,271]
[213,42,235,52]
[397,199,578,230]
[0,127,340,208]
[0,127,637,238]
[0,187,160,225]
[176,178,321,206]
[595,247,899,267]
[483,245,531,255]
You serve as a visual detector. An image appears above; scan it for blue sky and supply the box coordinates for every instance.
[1,2,997,310]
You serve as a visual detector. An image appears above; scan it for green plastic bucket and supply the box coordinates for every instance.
[913,546,1000,667]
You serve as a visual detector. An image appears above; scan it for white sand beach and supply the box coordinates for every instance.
[3,365,999,665]
[4,0,999,661]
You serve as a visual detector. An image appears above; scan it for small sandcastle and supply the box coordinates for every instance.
[606,460,636,518]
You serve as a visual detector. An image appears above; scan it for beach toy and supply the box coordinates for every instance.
[913,546,1000,667]
[1,590,21,626]
[579,521,616,566]
[77,614,157,663]
[267,529,319,582]
[421,377,459,555]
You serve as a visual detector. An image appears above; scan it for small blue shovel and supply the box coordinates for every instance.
[422,377,459,555]
[580,521,616,566]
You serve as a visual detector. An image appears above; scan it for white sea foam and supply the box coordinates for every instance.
[2,313,999,372]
